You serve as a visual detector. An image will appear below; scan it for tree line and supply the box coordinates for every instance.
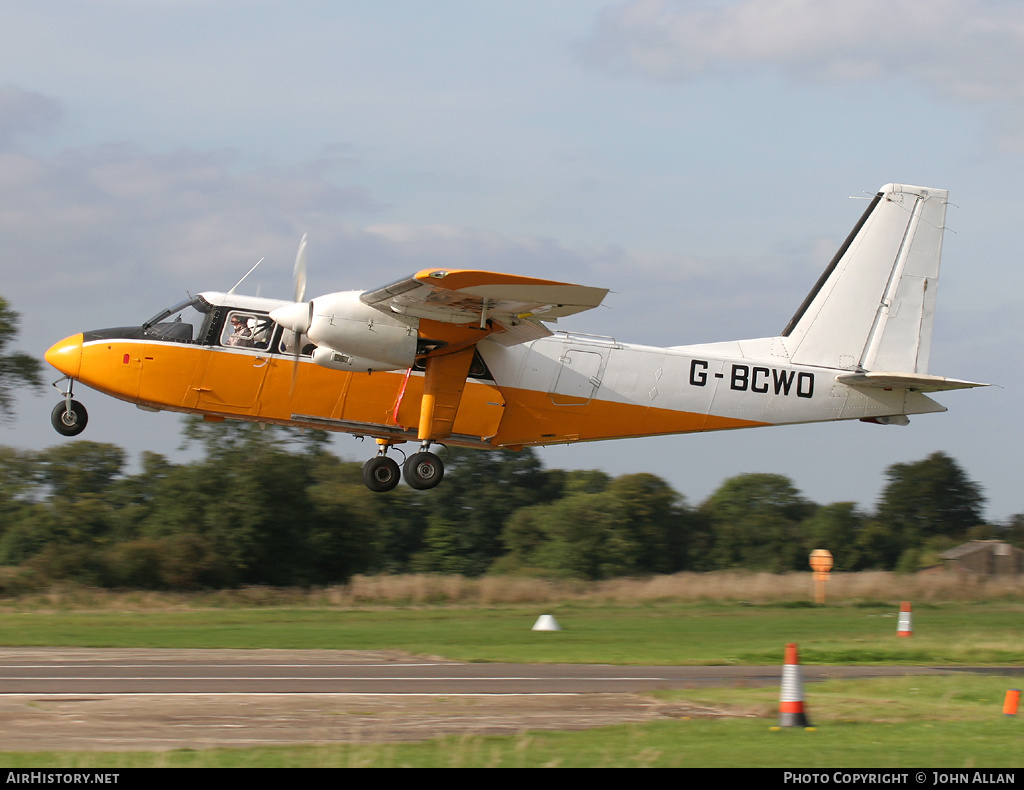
[0,417,1016,591]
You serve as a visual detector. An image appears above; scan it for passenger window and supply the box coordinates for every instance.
[278,329,316,358]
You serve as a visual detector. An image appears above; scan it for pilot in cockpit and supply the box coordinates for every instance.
[225,315,254,347]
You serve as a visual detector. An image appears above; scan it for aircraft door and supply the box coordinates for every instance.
[195,311,273,413]
[549,347,605,406]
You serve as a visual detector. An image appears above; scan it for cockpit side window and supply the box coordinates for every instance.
[221,311,273,350]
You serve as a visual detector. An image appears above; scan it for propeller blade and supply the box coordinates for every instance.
[294,233,308,303]
[288,234,309,397]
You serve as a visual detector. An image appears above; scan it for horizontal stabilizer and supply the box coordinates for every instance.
[836,371,988,393]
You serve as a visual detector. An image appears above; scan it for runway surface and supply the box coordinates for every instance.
[0,648,1018,751]
[0,648,982,694]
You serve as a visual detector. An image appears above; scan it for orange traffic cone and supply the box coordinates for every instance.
[897,601,913,637]
[778,643,811,728]
[1004,689,1020,717]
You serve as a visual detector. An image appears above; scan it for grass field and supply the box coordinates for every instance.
[0,574,1021,767]
[0,600,1021,665]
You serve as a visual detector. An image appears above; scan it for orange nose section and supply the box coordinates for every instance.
[45,333,84,379]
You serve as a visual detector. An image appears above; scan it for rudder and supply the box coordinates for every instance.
[781,183,949,374]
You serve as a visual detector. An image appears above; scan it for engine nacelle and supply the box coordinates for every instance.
[311,346,408,373]
[305,291,417,370]
[270,290,419,371]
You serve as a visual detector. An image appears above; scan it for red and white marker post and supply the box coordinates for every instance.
[897,601,913,637]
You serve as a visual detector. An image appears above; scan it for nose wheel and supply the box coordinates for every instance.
[361,442,445,492]
[49,377,88,437]
[51,399,88,436]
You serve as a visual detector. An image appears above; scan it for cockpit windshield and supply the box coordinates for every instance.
[142,295,214,343]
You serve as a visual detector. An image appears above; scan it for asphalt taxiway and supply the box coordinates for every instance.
[0,649,1018,751]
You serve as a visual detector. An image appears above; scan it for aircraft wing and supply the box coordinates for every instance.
[360,268,609,346]
[836,372,989,392]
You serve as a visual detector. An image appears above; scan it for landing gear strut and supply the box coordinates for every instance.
[361,441,445,492]
[50,377,88,437]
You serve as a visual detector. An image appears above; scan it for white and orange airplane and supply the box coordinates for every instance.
[45,183,985,491]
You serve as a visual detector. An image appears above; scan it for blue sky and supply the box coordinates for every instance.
[2,1,1022,526]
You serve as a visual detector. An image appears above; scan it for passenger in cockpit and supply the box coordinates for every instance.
[225,315,254,347]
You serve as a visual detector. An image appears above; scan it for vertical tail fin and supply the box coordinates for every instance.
[781,183,948,373]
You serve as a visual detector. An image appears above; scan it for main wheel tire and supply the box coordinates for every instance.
[51,400,88,437]
[403,452,444,490]
[362,456,401,492]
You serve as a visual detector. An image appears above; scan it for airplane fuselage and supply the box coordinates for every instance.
[46,290,944,453]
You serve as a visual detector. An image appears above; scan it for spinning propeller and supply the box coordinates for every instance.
[285,234,309,392]
[293,233,307,304]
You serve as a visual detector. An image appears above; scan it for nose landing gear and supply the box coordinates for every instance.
[50,377,88,437]
[361,440,445,492]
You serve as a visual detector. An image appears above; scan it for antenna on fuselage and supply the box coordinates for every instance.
[227,257,265,295]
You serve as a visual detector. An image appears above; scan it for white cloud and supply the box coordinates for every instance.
[0,143,381,300]
[0,83,931,358]
[0,116,817,353]
[583,0,1024,109]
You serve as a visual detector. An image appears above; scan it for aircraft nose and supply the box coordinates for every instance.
[45,333,84,379]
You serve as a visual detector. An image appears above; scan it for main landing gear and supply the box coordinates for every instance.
[362,442,445,492]
[50,377,88,437]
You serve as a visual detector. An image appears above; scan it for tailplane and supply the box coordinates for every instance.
[782,183,948,374]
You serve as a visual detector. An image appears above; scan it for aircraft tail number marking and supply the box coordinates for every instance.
[689,360,815,399]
